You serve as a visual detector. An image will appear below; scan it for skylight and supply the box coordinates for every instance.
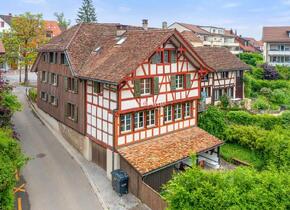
[116,37,127,45]
[94,46,102,53]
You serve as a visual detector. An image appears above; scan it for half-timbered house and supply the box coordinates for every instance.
[32,22,242,209]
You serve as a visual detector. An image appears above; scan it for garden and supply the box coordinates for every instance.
[162,53,290,209]
[0,73,26,210]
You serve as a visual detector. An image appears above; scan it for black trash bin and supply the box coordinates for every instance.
[111,169,129,196]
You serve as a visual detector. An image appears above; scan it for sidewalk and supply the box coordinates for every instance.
[27,94,149,210]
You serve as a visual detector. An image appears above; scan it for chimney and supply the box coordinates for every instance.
[142,19,148,30]
[162,21,168,30]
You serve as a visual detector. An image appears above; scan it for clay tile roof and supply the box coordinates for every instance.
[263,26,290,43]
[118,127,223,175]
[193,47,249,71]
[0,14,12,25]
[181,31,202,43]
[44,20,62,37]
[0,40,5,54]
[178,23,210,35]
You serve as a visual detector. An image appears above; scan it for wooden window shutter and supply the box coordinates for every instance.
[170,75,176,90]
[134,79,141,97]
[74,78,78,93]
[64,77,68,91]
[74,105,78,122]
[153,77,159,95]
[186,74,191,89]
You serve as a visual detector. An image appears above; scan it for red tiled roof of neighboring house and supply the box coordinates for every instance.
[262,26,290,43]
[193,47,249,71]
[44,20,62,37]
[224,29,236,37]
[0,40,5,54]
[0,14,12,25]
[177,22,210,35]
[37,23,211,83]
[118,127,223,175]
[181,31,202,43]
[243,37,263,48]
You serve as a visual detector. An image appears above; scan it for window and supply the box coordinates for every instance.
[60,53,68,65]
[202,74,209,81]
[54,53,58,64]
[174,104,182,120]
[184,102,191,118]
[201,87,211,97]
[93,81,101,94]
[49,95,58,106]
[164,105,172,122]
[171,50,177,63]
[140,79,151,95]
[146,109,155,127]
[220,72,229,79]
[43,53,47,62]
[41,71,47,82]
[49,52,54,63]
[214,89,220,101]
[151,52,162,64]
[227,87,234,98]
[41,91,48,101]
[46,31,53,38]
[116,37,127,45]
[176,75,184,89]
[120,114,131,132]
[134,111,144,129]
[50,73,57,86]
[65,77,78,93]
[66,103,77,121]
[164,50,169,63]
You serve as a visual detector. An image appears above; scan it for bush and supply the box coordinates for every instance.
[198,106,227,139]
[239,53,263,67]
[252,96,270,111]
[163,166,290,210]
[219,94,230,109]
[270,89,287,105]
[28,88,37,102]
[276,65,290,80]
[262,63,279,80]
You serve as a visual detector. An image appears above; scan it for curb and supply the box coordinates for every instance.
[26,91,109,210]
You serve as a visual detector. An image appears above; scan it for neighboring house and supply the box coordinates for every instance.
[44,20,62,38]
[235,36,262,53]
[0,14,12,33]
[262,26,290,66]
[243,37,263,52]
[169,22,241,54]
[0,39,8,71]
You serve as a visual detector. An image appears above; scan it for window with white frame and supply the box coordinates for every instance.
[134,111,144,129]
[184,102,191,118]
[120,114,131,132]
[220,72,229,79]
[41,91,47,101]
[146,109,155,127]
[41,71,47,82]
[174,104,182,120]
[175,75,184,89]
[50,73,57,86]
[140,79,151,95]
[49,95,58,106]
[214,89,220,101]
[164,105,172,122]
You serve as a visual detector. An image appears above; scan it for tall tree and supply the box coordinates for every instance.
[54,12,71,30]
[11,13,46,84]
[76,0,97,23]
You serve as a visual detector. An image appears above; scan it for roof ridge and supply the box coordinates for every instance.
[65,23,83,50]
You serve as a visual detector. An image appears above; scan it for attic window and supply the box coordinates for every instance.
[94,46,102,53]
[288,31,290,38]
[116,37,127,45]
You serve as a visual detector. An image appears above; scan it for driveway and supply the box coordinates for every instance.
[12,86,103,210]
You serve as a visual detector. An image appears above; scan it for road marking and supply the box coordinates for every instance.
[17,197,22,210]
[14,184,26,193]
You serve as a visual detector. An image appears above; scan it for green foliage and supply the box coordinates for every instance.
[219,94,230,109]
[163,166,290,210]
[276,65,290,80]
[239,53,263,67]
[221,143,264,169]
[251,66,264,79]
[198,106,226,139]
[252,96,270,111]
[28,88,37,102]
[270,89,288,105]
[1,91,22,112]
[0,129,27,210]
[76,0,97,23]
[54,12,71,30]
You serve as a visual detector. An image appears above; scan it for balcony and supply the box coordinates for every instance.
[268,50,290,55]
[269,62,290,66]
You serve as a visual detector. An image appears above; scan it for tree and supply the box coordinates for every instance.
[54,12,71,30]
[76,0,97,23]
[262,63,279,80]
[11,13,46,84]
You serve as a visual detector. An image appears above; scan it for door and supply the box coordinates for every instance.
[235,70,243,99]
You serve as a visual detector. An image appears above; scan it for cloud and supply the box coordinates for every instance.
[21,0,45,3]
[222,2,240,9]
[281,0,290,5]
[118,6,131,13]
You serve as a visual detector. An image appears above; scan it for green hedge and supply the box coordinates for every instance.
[163,166,290,210]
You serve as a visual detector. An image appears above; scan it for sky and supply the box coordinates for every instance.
[1,0,290,40]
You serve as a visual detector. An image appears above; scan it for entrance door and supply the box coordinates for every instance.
[235,70,243,99]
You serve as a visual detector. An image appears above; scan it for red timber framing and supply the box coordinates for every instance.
[115,42,200,147]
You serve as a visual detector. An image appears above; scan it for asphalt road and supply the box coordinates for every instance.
[13,87,103,210]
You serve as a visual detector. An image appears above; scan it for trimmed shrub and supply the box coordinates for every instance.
[252,96,270,111]
[28,88,37,102]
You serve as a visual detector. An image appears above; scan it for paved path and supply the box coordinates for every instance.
[13,87,103,210]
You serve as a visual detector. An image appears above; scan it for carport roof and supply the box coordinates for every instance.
[118,127,223,175]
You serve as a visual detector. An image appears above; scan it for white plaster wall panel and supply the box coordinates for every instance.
[171,63,177,72]
[168,124,173,132]
[110,91,117,101]
[87,85,92,94]
[127,134,133,143]
[103,99,109,109]
[121,90,132,99]
[136,66,144,76]
[87,125,92,135]
[97,130,102,140]
[181,91,186,98]
[160,84,166,92]
[167,93,173,102]
[188,63,195,70]
[103,109,108,120]
[118,136,125,145]
[164,65,170,73]
[146,97,154,106]
[190,119,195,126]
[140,131,146,139]
[174,122,179,130]
[108,135,113,146]
[176,92,181,100]
[165,44,175,48]
[103,133,108,143]
[92,117,96,127]
[97,118,102,128]
[108,113,113,123]
[144,64,149,75]
[104,89,110,98]
[192,81,199,88]
[179,121,183,128]
[157,65,163,74]
[87,104,92,113]
[110,102,117,110]
[184,120,189,127]
[92,106,96,115]
[161,126,166,134]
[95,96,100,106]
[87,114,92,124]
[103,122,108,132]
[87,95,92,103]
[146,130,152,138]
[156,94,166,104]
[121,100,138,110]
[92,127,96,138]
[188,89,198,97]
[97,108,102,118]
[108,123,113,134]
[153,128,159,136]
[150,64,157,74]
[134,133,139,141]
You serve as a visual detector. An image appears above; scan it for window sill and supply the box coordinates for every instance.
[120,130,132,135]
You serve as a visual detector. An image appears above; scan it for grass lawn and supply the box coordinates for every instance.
[221,143,265,170]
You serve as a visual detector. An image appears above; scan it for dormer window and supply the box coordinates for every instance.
[287,31,290,38]
[151,50,177,64]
